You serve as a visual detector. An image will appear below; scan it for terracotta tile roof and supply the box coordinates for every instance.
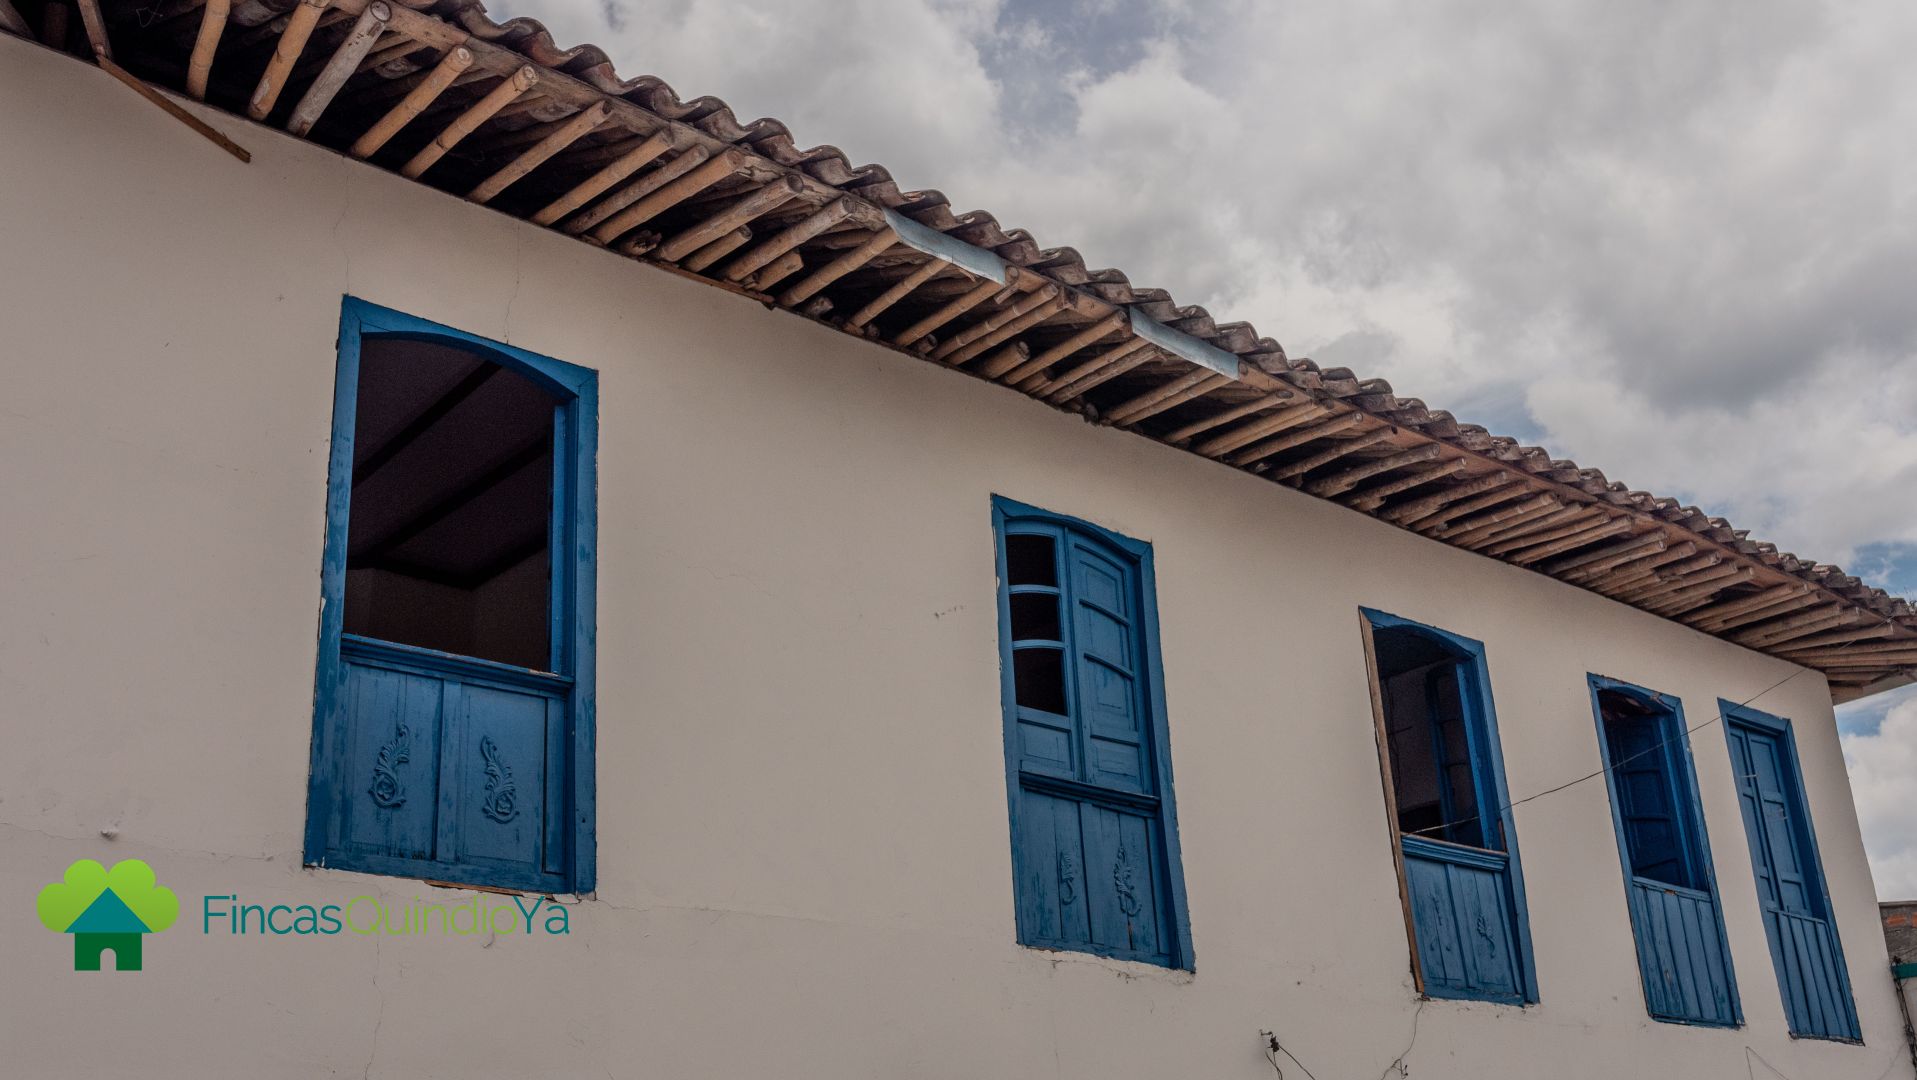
[17,0,1915,699]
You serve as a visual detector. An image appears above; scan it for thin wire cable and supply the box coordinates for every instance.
[1402,628,1880,843]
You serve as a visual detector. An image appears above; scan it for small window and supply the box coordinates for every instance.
[304,299,597,894]
[993,497,1192,969]
[1362,610,1536,1004]
[1591,678,1740,1027]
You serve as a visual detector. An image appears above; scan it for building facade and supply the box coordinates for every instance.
[2,19,1915,1079]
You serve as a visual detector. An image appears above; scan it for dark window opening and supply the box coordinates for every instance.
[342,337,558,669]
[1598,690,1699,891]
[1375,625,1491,850]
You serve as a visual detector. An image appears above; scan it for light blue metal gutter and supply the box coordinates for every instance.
[883,208,1245,381]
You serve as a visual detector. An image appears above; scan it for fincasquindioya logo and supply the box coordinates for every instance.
[38,859,179,971]
[199,891,571,937]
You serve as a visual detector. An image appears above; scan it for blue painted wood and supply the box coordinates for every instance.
[993,496,1192,969]
[306,297,597,894]
[1723,703,1859,1041]
[1589,676,1741,1027]
[1401,835,1524,1003]
[1363,609,1538,1004]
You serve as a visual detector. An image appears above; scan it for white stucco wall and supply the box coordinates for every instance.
[0,35,1907,1079]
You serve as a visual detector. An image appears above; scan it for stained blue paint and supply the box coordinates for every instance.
[993,496,1192,969]
[1721,702,1860,1041]
[1588,676,1741,1027]
[305,297,597,894]
[1363,609,1538,1005]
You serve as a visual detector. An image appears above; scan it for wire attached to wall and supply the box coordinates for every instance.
[1401,636,1872,844]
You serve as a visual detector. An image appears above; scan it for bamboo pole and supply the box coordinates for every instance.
[563,144,707,235]
[1626,561,1747,607]
[1000,313,1127,387]
[1774,623,1903,654]
[929,283,1059,362]
[745,249,805,291]
[467,101,608,204]
[590,149,744,244]
[248,0,327,120]
[720,197,853,281]
[845,261,945,330]
[891,277,1006,347]
[1344,459,1467,511]
[1453,506,1593,551]
[1644,567,1758,616]
[183,0,229,99]
[285,2,391,137]
[531,131,671,226]
[1102,369,1216,426]
[779,230,896,306]
[1163,395,1289,446]
[974,342,1032,380]
[1503,517,1636,564]
[1113,373,1233,426]
[72,0,107,58]
[1440,497,1569,548]
[940,293,1069,367]
[1570,539,1698,584]
[349,45,472,157]
[1267,427,1398,481]
[401,65,537,178]
[679,227,752,273]
[1228,413,1363,467]
[1034,337,1154,400]
[654,175,804,261]
[1380,473,1517,526]
[1306,445,1442,497]
[1481,508,1607,557]
[1043,342,1158,403]
[1428,492,1557,540]
[1684,584,1814,632]
[1540,532,1665,576]
[1193,403,1327,458]
[1732,604,1854,648]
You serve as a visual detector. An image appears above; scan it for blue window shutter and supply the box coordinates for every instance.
[1590,678,1741,1027]
[995,497,1191,970]
[1364,609,1537,1005]
[305,298,596,895]
[1723,704,1859,1041]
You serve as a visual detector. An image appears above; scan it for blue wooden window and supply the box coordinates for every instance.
[304,298,597,894]
[1589,677,1741,1027]
[1362,610,1537,1004]
[1722,703,1859,1041]
[992,497,1193,969]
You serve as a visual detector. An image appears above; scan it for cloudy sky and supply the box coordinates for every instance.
[498,0,1917,891]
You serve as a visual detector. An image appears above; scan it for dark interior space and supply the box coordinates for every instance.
[343,337,558,670]
[1375,626,1489,850]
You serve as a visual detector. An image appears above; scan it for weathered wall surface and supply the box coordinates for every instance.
[0,35,1906,1079]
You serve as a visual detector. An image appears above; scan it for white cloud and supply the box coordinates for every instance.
[1843,687,1917,899]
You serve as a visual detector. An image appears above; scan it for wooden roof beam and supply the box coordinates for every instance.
[467,100,609,205]
[889,276,1002,346]
[402,64,536,179]
[184,0,228,99]
[590,148,744,244]
[285,1,390,137]
[530,131,671,226]
[563,144,707,235]
[779,230,897,307]
[348,45,472,157]
[719,197,854,282]
[1306,444,1443,497]
[1041,341,1158,404]
[247,0,326,119]
[1343,459,1468,511]
[1194,403,1329,459]
[1227,413,1361,468]
[1266,427,1398,482]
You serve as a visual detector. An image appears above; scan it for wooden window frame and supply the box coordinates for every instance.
[992,495,1194,970]
[302,296,598,894]
[1359,608,1538,1004]
[1589,675,1742,1027]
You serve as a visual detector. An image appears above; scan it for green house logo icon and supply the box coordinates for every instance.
[37,859,178,971]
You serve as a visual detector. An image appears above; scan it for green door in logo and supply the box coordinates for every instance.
[37,859,178,971]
